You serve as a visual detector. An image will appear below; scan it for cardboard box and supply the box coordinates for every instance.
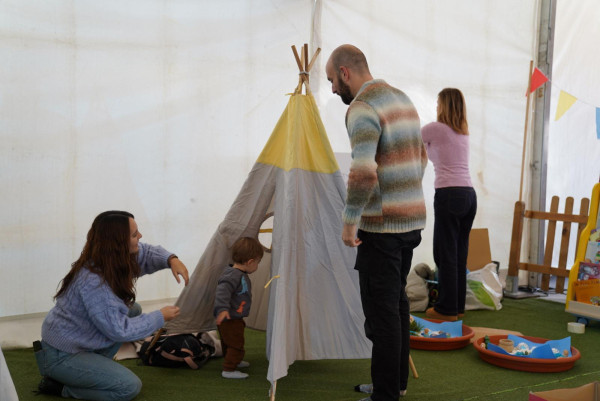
[467,228,492,271]
[529,381,600,401]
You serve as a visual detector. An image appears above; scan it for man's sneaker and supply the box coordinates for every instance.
[222,370,249,379]
[237,360,250,368]
[37,376,64,396]
[354,383,373,393]
[354,383,406,397]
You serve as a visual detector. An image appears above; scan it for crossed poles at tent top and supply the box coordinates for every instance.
[291,44,321,95]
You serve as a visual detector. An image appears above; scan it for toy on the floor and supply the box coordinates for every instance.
[409,315,474,351]
[484,334,571,359]
[409,315,461,338]
[474,334,581,372]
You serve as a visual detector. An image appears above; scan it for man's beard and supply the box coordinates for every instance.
[338,79,354,105]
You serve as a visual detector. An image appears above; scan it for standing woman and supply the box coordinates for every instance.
[35,211,188,400]
[421,88,477,322]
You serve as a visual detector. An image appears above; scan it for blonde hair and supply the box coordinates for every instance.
[437,88,469,135]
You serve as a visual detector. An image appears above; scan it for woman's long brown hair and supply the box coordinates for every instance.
[54,211,141,306]
[437,88,469,135]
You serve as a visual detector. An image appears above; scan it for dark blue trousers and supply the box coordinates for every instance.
[356,229,422,401]
[433,187,477,316]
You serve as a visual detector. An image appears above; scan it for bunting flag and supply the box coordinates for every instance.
[596,108,600,139]
[554,90,578,121]
[528,67,549,95]
[539,66,600,139]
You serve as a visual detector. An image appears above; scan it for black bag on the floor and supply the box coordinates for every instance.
[139,333,213,369]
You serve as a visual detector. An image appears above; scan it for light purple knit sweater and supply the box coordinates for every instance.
[41,242,171,353]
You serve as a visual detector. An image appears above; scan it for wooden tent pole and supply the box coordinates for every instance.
[304,44,311,93]
[300,45,308,94]
[303,43,309,74]
[270,380,277,401]
[291,45,304,94]
[291,44,321,95]
[291,45,303,71]
[306,48,321,73]
[519,60,534,203]
[409,354,418,378]
[144,327,166,355]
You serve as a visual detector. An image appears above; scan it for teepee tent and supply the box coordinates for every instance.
[165,44,371,395]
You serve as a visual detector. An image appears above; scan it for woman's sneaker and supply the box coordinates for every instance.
[37,376,64,396]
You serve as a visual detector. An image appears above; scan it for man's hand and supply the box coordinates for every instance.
[169,258,190,286]
[342,223,362,247]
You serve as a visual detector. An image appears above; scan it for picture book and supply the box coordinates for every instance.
[578,261,600,280]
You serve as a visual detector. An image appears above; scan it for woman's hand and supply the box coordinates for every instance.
[169,257,190,286]
[160,305,180,321]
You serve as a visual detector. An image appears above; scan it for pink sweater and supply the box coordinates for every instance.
[421,122,472,189]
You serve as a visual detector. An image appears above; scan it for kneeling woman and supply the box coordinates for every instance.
[35,211,187,400]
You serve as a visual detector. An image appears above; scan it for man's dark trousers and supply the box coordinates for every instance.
[356,229,422,401]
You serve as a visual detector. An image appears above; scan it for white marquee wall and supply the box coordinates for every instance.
[1,0,314,318]
[1,0,552,321]
[314,0,540,285]
[547,0,600,258]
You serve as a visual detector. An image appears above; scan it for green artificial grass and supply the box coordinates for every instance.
[5,298,600,400]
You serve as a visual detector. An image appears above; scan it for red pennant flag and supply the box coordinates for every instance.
[527,67,549,95]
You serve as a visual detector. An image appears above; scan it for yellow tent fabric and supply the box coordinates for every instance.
[257,93,339,174]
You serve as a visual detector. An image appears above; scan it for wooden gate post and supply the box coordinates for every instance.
[505,201,525,295]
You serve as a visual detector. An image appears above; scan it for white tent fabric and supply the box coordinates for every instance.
[547,0,600,263]
[314,0,539,279]
[166,91,371,384]
[0,349,18,401]
[0,0,314,322]
[263,166,371,382]
[11,0,600,349]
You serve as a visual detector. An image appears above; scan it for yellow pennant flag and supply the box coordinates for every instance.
[555,90,577,121]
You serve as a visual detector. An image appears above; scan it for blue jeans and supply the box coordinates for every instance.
[355,229,422,401]
[35,303,143,401]
[433,187,477,315]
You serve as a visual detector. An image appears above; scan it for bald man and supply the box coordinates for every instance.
[326,45,428,401]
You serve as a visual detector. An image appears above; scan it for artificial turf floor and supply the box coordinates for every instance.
[4,297,600,400]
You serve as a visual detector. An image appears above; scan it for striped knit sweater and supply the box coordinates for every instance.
[343,79,427,233]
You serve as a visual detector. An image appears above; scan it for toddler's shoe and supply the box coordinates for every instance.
[222,370,248,379]
[426,307,458,321]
